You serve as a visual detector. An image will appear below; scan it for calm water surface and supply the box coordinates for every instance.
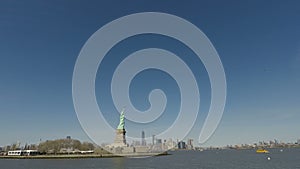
[1,148,300,169]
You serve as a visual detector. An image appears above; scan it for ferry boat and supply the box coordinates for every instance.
[256,149,269,154]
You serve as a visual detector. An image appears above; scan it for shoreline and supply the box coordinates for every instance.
[0,154,120,159]
[0,152,169,159]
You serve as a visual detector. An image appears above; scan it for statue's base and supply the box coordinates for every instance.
[114,129,126,146]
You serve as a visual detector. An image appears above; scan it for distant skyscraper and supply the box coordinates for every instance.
[178,141,186,149]
[152,135,155,145]
[141,131,146,146]
[187,139,194,150]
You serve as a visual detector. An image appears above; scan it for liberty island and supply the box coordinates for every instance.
[105,109,169,156]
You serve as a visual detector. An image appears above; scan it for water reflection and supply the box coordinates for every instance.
[112,158,126,169]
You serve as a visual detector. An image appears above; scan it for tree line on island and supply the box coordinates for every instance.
[1,137,110,155]
[38,138,94,154]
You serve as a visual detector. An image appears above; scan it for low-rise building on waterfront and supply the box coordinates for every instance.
[8,150,39,156]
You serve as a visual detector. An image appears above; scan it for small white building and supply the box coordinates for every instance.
[8,150,39,156]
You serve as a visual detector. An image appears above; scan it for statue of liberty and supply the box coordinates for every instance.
[117,109,125,130]
[113,108,126,146]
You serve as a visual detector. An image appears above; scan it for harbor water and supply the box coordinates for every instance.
[0,148,299,169]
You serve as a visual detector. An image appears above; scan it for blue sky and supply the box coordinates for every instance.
[0,0,299,146]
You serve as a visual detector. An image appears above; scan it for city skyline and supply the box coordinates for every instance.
[1,0,300,147]
[1,133,300,150]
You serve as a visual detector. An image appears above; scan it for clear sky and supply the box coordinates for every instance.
[0,0,299,147]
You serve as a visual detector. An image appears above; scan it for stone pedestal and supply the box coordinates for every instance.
[114,129,126,146]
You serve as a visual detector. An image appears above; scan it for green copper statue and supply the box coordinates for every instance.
[117,109,125,130]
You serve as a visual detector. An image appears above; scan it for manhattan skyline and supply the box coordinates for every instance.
[0,0,299,147]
